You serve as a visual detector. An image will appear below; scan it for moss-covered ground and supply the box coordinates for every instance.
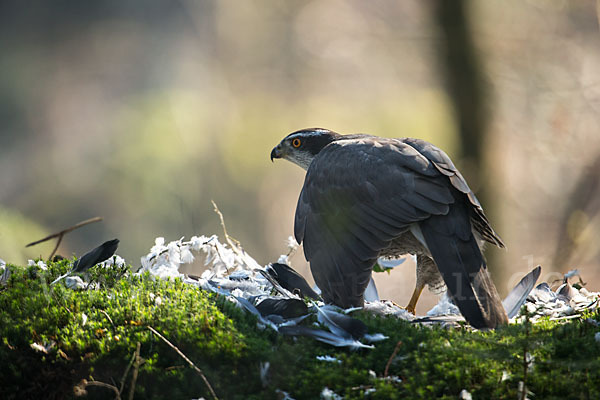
[1,261,599,399]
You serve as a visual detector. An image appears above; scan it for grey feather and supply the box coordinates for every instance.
[502,266,541,318]
[264,263,321,300]
[279,325,374,349]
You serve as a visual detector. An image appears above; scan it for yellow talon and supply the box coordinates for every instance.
[405,283,425,315]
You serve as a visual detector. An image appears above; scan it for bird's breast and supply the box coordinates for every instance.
[379,230,429,259]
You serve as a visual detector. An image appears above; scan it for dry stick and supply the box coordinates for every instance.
[211,200,259,272]
[211,200,246,272]
[165,365,186,371]
[211,200,241,250]
[147,326,219,400]
[99,309,115,329]
[128,342,142,400]
[384,340,403,377]
[48,234,64,261]
[119,345,138,396]
[81,380,121,400]
[26,216,103,259]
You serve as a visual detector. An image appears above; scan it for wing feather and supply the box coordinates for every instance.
[402,137,504,247]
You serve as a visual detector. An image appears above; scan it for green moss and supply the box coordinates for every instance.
[1,261,599,399]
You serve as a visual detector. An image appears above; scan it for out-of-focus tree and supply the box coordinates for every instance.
[553,154,600,271]
[432,0,506,278]
[434,0,488,188]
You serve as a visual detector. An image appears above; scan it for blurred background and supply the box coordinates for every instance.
[1,0,599,313]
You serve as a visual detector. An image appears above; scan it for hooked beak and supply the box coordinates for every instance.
[270,144,283,162]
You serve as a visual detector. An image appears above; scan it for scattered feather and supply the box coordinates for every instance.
[52,239,119,285]
[364,276,379,302]
[320,387,343,400]
[427,292,460,317]
[30,341,55,354]
[259,361,270,387]
[0,263,10,286]
[279,325,374,349]
[65,276,86,289]
[255,298,308,319]
[363,333,389,343]
[275,389,295,400]
[265,263,320,300]
[316,355,341,364]
[28,259,48,270]
[363,300,415,321]
[383,375,402,384]
[503,266,541,318]
[315,305,368,339]
[373,256,406,273]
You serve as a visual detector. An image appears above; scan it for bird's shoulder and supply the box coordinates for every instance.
[307,135,442,182]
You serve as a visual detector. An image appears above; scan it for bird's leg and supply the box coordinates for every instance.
[405,283,425,315]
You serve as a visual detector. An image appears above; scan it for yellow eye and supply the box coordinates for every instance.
[292,138,302,148]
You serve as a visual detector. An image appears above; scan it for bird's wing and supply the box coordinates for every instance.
[294,137,456,308]
[402,137,504,248]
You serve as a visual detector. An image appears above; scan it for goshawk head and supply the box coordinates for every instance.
[270,128,341,170]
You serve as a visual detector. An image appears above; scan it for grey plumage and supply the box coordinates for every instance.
[271,128,508,329]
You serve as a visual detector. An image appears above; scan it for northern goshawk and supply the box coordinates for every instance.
[271,128,508,329]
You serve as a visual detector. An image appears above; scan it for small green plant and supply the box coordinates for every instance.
[87,259,131,289]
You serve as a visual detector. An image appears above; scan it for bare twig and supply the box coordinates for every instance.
[211,200,241,249]
[211,200,260,272]
[148,326,219,400]
[384,340,402,377]
[165,365,186,371]
[26,217,103,259]
[76,379,121,399]
[48,234,64,261]
[99,309,115,329]
[119,344,138,396]
[26,217,103,247]
[128,342,142,400]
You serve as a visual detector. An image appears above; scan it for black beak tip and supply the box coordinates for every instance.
[270,147,280,162]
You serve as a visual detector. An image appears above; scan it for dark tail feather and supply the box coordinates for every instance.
[471,257,509,328]
[420,224,508,329]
